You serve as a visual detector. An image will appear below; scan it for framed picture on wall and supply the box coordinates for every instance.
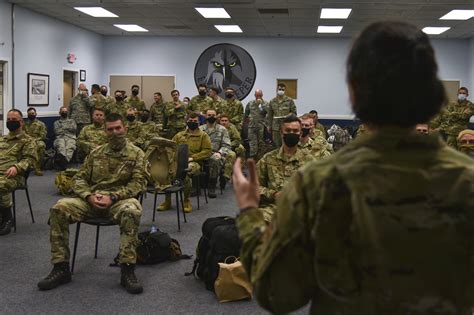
[27,73,49,106]
[277,79,298,99]
[80,70,86,82]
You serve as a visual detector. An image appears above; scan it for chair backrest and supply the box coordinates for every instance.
[176,144,189,182]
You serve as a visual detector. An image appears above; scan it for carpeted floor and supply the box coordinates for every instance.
[0,170,309,314]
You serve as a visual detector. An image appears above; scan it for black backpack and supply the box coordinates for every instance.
[185,216,241,291]
[110,230,191,266]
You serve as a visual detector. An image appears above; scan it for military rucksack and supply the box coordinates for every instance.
[185,216,241,291]
[54,168,79,195]
[144,137,177,190]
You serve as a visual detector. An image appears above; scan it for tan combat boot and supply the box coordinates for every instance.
[183,199,192,213]
[157,194,171,211]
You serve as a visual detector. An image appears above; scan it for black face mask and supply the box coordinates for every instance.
[132,90,139,96]
[187,121,199,130]
[115,96,123,102]
[100,90,107,97]
[206,116,217,124]
[301,128,311,137]
[199,90,206,96]
[141,116,150,123]
[28,114,36,120]
[60,112,68,118]
[126,115,136,122]
[225,93,234,99]
[6,120,21,132]
[283,133,300,147]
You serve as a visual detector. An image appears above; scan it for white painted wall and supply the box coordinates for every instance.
[0,0,12,133]
[13,6,104,115]
[102,36,473,118]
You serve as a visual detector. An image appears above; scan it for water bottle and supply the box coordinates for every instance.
[150,225,157,234]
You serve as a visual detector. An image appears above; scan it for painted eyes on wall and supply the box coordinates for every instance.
[213,61,237,68]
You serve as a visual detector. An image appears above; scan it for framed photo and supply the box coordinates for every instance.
[277,79,298,99]
[27,73,49,106]
[80,70,86,82]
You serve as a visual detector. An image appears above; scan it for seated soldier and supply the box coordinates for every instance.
[458,129,474,157]
[415,123,430,135]
[77,108,107,159]
[299,114,332,159]
[54,106,77,170]
[140,109,158,134]
[38,113,147,294]
[200,109,231,198]
[125,107,145,149]
[158,113,212,213]
[219,114,246,185]
[327,124,352,152]
[0,109,37,235]
[24,107,47,176]
[257,115,316,222]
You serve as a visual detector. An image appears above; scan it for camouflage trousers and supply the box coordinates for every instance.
[271,125,282,148]
[224,145,246,179]
[208,155,224,180]
[248,125,265,158]
[53,137,76,162]
[35,140,46,170]
[49,197,142,264]
[183,161,201,199]
[0,175,22,208]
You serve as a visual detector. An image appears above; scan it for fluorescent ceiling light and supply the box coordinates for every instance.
[422,27,450,35]
[195,7,231,18]
[320,8,352,19]
[215,25,242,33]
[114,24,149,32]
[317,26,343,33]
[74,7,118,18]
[440,9,474,20]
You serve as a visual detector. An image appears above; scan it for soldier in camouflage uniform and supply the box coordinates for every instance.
[106,90,130,118]
[125,107,146,150]
[100,85,116,107]
[219,115,246,182]
[125,85,146,119]
[38,113,147,294]
[209,87,225,114]
[256,115,315,222]
[69,84,92,134]
[89,84,107,112]
[77,109,107,159]
[457,129,474,158]
[245,89,268,158]
[24,107,47,176]
[140,109,158,134]
[188,84,214,115]
[232,21,474,314]
[0,109,37,235]
[157,113,212,213]
[53,107,77,170]
[267,83,297,147]
[299,114,332,159]
[165,89,187,139]
[309,110,327,137]
[327,124,352,152]
[200,109,231,198]
[150,92,167,133]
[431,87,474,148]
[219,87,244,131]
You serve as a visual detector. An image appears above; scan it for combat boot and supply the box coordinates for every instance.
[157,194,171,211]
[120,263,143,294]
[0,207,13,236]
[208,179,217,198]
[37,262,72,290]
[183,199,192,213]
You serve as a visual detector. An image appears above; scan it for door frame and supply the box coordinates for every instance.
[0,58,11,135]
[62,67,79,109]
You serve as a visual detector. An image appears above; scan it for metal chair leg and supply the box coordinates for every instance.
[152,192,158,222]
[25,187,35,223]
[94,225,100,259]
[175,192,180,232]
[71,222,81,274]
[196,175,200,210]
[12,191,16,232]
[180,190,187,223]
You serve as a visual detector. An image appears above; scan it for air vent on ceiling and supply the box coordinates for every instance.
[258,8,289,15]
[164,25,191,30]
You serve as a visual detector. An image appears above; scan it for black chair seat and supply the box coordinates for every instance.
[159,185,184,194]
[81,218,116,226]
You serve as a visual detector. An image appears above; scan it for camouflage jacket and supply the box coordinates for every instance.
[73,140,147,200]
[125,95,146,117]
[212,96,226,113]
[267,96,297,129]
[256,146,314,205]
[150,101,167,128]
[24,119,47,141]
[105,101,130,117]
[125,121,145,149]
[220,98,244,128]
[237,129,474,314]
[431,100,474,136]
[188,95,214,114]
[166,101,187,130]
[299,136,332,160]
[315,122,326,137]
[172,129,212,162]
[200,123,231,156]
[89,93,108,112]
[245,99,268,128]
[0,131,37,173]
[224,123,242,150]
[69,94,92,124]
[54,118,77,139]
[77,123,107,150]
